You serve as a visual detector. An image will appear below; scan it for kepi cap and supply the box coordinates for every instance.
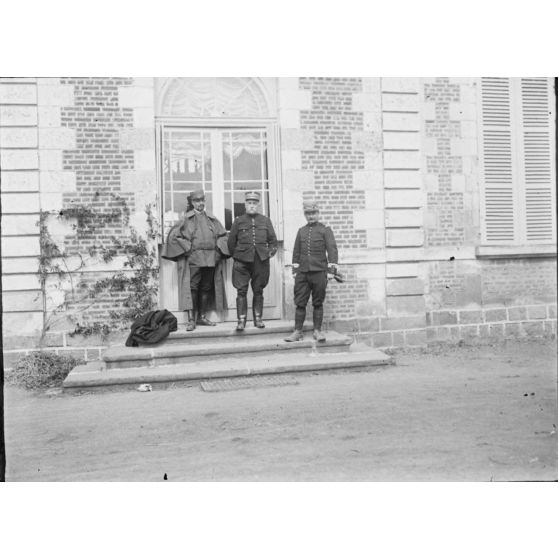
[190,189,205,200]
[303,200,319,212]
[245,191,260,202]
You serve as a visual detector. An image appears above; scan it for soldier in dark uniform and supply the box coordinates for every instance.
[285,200,339,343]
[227,191,278,331]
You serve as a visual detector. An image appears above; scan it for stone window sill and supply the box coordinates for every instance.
[476,244,556,259]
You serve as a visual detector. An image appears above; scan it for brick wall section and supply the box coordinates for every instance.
[53,78,139,326]
[481,259,557,305]
[298,77,367,249]
[296,77,370,320]
[427,259,482,308]
[424,78,464,246]
[60,78,135,250]
[426,303,556,344]
[323,267,369,324]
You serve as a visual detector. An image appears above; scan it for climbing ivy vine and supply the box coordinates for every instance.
[38,197,160,340]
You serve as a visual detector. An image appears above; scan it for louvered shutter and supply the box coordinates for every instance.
[479,77,556,246]
[480,78,517,243]
[518,78,556,242]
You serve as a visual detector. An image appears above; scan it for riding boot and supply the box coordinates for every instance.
[253,294,265,328]
[197,291,216,326]
[312,305,326,342]
[186,291,198,331]
[236,295,248,332]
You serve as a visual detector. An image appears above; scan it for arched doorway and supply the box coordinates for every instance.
[155,78,283,322]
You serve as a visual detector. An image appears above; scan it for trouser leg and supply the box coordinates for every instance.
[312,305,324,330]
[285,272,310,342]
[309,271,328,341]
[295,306,306,330]
[187,291,198,331]
[186,266,201,330]
[251,254,270,328]
[232,259,252,330]
[309,271,328,308]
[197,267,216,326]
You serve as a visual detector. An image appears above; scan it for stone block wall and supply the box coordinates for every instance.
[420,77,556,346]
[285,77,427,343]
[1,78,44,347]
[1,77,158,361]
[2,76,556,368]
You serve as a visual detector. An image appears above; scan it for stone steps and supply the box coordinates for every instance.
[103,330,353,369]
[163,320,314,344]
[62,319,393,390]
[63,345,393,390]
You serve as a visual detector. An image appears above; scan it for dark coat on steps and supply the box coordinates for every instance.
[125,310,178,347]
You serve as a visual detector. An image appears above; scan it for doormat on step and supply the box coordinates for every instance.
[200,375,299,392]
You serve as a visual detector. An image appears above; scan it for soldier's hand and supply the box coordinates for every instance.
[328,264,338,275]
[269,246,278,258]
[292,264,299,277]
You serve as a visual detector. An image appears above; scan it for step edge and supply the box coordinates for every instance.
[103,336,353,362]
[63,355,392,388]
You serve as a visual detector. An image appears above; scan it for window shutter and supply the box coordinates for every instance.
[479,77,556,245]
[519,78,556,242]
[480,77,516,243]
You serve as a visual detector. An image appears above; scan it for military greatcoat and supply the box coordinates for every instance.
[162,210,227,312]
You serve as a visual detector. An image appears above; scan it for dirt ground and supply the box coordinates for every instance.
[3,338,557,481]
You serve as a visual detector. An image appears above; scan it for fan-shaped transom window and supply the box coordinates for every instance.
[159,77,271,118]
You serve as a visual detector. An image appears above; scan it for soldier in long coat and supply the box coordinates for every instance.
[162,189,228,331]
[227,191,278,331]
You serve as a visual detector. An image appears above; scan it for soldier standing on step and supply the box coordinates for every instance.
[227,191,278,331]
[284,200,339,343]
[162,189,228,331]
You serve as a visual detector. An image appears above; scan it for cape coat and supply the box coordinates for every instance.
[161,210,228,312]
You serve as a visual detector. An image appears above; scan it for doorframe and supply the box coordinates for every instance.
[154,117,285,319]
[155,117,284,240]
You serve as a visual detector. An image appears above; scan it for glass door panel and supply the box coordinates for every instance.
[162,129,212,236]
[159,125,281,322]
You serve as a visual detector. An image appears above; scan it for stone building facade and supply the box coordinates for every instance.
[1,77,556,368]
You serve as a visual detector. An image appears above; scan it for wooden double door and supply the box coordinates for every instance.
[158,124,282,322]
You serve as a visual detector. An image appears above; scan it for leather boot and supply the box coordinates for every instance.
[236,295,247,332]
[186,310,197,331]
[253,294,265,328]
[284,307,306,342]
[312,306,326,342]
[186,291,197,331]
[197,291,216,326]
[284,329,304,342]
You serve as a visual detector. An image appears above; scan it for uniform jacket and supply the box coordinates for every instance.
[227,213,278,263]
[292,221,338,272]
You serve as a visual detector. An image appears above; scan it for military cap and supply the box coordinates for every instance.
[190,189,205,201]
[303,200,319,213]
[245,191,261,202]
